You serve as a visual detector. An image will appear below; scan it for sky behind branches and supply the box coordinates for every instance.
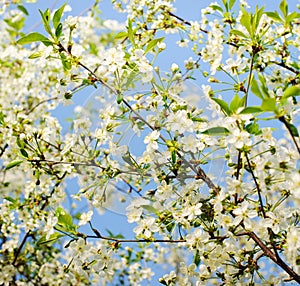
[20,0,300,241]
[10,0,299,283]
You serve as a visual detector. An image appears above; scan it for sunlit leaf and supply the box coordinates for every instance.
[5,160,23,170]
[53,3,66,30]
[211,97,231,115]
[202,127,230,135]
[145,37,165,54]
[16,32,52,46]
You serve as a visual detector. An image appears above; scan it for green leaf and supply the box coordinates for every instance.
[117,92,123,104]
[38,232,64,245]
[53,3,66,30]
[286,12,300,25]
[127,19,135,46]
[202,127,230,136]
[258,74,269,98]
[20,148,28,158]
[229,0,236,9]
[17,5,29,15]
[5,160,23,170]
[261,98,277,112]
[279,0,288,18]
[251,77,263,99]
[230,29,248,38]
[282,86,300,100]
[56,207,72,224]
[4,17,25,31]
[114,31,128,40]
[145,37,164,54]
[55,207,77,233]
[245,121,262,135]
[16,32,52,46]
[193,250,201,266]
[39,9,53,37]
[222,0,228,11]
[265,11,283,23]
[28,51,43,59]
[286,122,299,137]
[171,150,176,164]
[253,6,265,32]
[55,22,63,39]
[230,94,245,113]
[239,106,263,114]
[0,111,4,125]
[240,7,252,36]
[60,52,71,70]
[210,4,223,13]
[141,205,159,215]
[4,196,17,204]
[211,97,231,115]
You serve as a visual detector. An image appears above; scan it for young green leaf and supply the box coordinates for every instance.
[17,5,29,15]
[60,52,71,70]
[114,31,128,40]
[261,98,277,112]
[53,3,66,30]
[230,94,244,113]
[0,111,4,125]
[127,19,135,46]
[16,32,52,46]
[55,22,63,38]
[253,6,265,33]
[28,51,43,59]
[202,127,230,136]
[240,7,252,36]
[286,12,300,25]
[210,4,223,13]
[265,11,283,23]
[37,232,64,245]
[141,204,159,215]
[20,148,28,158]
[145,37,164,54]
[239,106,262,114]
[282,86,300,99]
[245,121,262,135]
[230,29,248,38]
[286,122,299,137]
[39,9,53,37]
[211,97,231,115]
[280,86,300,106]
[229,0,236,10]
[5,160,23,170]
[279,0,288,18]
[117,92,123,104]
[251,77,264,99]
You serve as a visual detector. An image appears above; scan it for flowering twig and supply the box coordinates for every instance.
[278,115,300,155]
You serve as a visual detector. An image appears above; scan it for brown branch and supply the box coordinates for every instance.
[12,180,62,267]
[278,116,300,155]
[168,12,300,76]
[25,96,58,115]
[245,153,265,218]
[247,231,300,284]
[271,61,299,76]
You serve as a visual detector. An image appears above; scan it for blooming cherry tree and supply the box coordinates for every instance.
[1,0,300,285]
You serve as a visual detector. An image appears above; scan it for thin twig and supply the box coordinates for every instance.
[278,116,300,155]
[25,97,58,115]
[245,153,265,218]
